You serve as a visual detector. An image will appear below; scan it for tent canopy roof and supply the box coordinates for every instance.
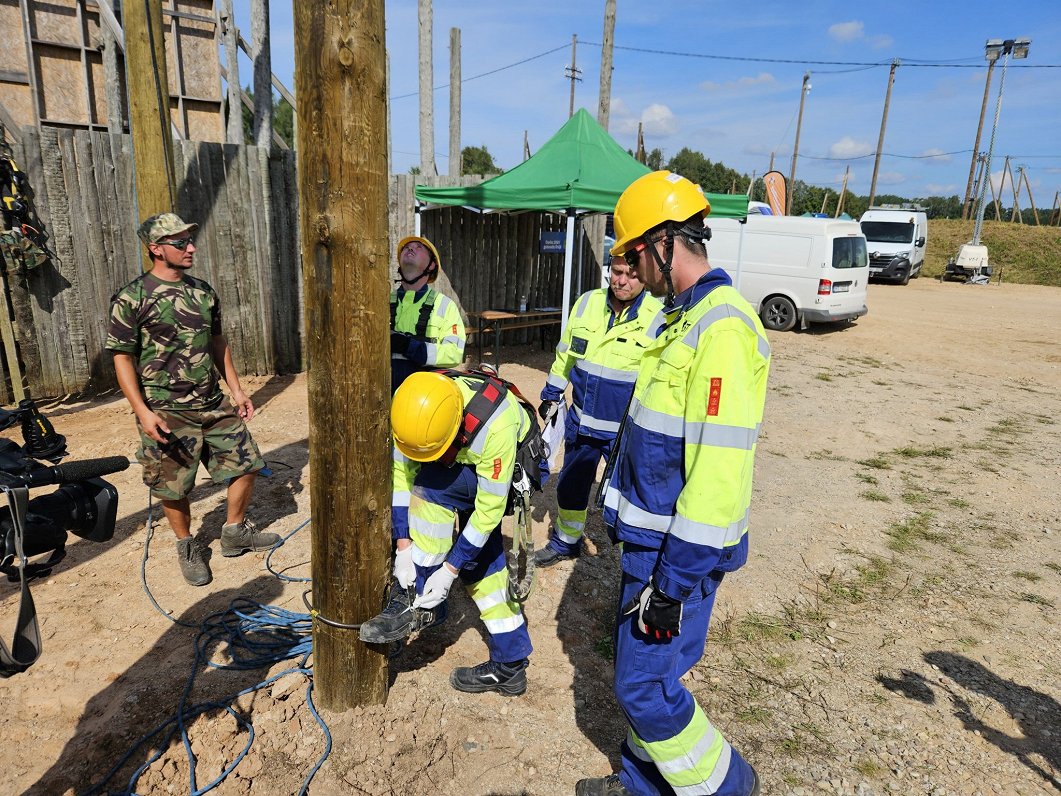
[415,109,749,219]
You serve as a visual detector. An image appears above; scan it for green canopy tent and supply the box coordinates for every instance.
[415,108,749,325]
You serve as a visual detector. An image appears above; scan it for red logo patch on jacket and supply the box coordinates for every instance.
[707,378,722,416]
[452,324,458,335]
[492,457,503,479]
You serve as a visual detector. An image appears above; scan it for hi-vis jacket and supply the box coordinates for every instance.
[541,288,663,442]
[391,285,466,372]
[393,374,531,571]
[603,269,770,601]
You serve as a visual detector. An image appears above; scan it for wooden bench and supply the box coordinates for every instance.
[467,309,562,370]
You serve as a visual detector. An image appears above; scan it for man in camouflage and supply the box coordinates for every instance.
[106,213,278,586]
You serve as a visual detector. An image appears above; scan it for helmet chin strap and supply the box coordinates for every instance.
[397,261,436,286]
[646,226,677,307]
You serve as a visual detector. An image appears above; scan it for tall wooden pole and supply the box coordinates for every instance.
[448,27,461,177]
[990,158,1004,222]
[523,130,531,161]
[101,14,124,133]
[788,72,810,214]
[1021,168,1039,226]
[868,59,899,208]
[1009,163,1022,223]
[597,0,616,129]
[835,165,850,217]
[567,34,579,118]
[219,0,243,144]
[294,0,392,709]
[124,0,176,270]
[962,60,995,220]
[251,0,273,150]
[418,0,436,176]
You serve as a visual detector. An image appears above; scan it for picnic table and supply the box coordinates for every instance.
[466,308,563,370]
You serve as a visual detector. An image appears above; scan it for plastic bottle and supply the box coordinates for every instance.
[519,294,527,313]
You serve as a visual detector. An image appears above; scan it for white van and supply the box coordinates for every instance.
[859,207,928,285]
[706,215,869,332]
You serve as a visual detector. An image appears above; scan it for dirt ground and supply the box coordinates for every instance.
[2,277,1060,796]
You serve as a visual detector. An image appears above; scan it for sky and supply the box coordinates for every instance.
[233,1,1061,202]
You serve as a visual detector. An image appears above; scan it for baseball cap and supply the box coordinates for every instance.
[137,213,199,245]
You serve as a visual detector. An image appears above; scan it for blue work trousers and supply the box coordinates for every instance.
[413,462,533,664]
[613,549,756,796]
[546,434,612,555]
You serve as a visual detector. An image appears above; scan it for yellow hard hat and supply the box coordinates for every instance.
[391,372,464,461]
[611,171,711,256]
[396,235,442,283]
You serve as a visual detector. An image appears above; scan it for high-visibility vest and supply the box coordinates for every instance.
[542,288,663,442]
[603,269,771,601]
[390,286,466,367]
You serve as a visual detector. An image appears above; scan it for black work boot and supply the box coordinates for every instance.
[574,774,632,795]
[359,585,447,644]
[220,519,281,557]
[749,764,761,796]
[449,658,528,696]
[533,544,579,568]
[175,537,211,586]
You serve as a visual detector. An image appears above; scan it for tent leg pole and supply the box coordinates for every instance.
[414,201,421,236]
[561,209,576,333]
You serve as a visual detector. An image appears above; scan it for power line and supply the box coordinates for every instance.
[802,149,973,162]
[580,41,1061,69]
[391,43,570,100]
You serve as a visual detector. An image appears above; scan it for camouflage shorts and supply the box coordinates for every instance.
[136,405,264,500]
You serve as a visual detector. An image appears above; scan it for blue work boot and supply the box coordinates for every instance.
[359,584,447,644]
[450,658,528,696]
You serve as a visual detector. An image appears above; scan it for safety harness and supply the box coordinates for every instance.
[435,368,546,602]
[0,127,53,270]
[390,289,438,341]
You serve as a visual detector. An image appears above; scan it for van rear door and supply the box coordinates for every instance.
[802,233,869,324]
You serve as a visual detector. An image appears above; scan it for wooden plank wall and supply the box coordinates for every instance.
[1,127,301,399]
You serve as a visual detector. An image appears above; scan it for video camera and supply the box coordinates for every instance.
[0,398,130,676]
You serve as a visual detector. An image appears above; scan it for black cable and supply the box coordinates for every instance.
[391,43,570,100]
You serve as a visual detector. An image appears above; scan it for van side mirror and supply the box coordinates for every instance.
[916,237,926,248]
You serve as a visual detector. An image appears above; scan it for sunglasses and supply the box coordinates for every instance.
[158,236,195,250]
[622,242,646,268]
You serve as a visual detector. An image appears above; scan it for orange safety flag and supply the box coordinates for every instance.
[762,170,787,216]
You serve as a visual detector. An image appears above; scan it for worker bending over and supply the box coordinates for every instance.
[536,254,662,567]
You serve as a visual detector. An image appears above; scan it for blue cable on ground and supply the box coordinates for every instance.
[120,497,328,795]
[265,518,312,582]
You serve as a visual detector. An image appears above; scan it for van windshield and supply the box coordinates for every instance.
[860,221,914,244]
[832,237,868,269]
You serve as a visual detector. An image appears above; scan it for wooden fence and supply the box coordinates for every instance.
[0,133,603,402]
[0,127,301,401]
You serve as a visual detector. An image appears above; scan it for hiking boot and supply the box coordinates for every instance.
[359,585,448,644]
[175,537,211,586]
[220,518,281,557]
[574,774,631,795]
[449,658,528,696]
[749,764,761,796]
[533,544,579,568]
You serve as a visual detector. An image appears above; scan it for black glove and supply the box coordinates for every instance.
[624,580,682,640]
[538,400,557,421]
[391,331,411,356]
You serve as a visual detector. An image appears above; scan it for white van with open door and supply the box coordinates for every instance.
[706,215,869,332]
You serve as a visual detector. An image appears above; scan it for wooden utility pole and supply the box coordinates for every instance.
[523,130,531,161]
[835,165,850,217]
[418,0,436,176]
[251,0,273,150]
[788,72,810,214]
[1049,191,1060,226]
[868,59,899,208]
[448,27,461,177]
[565,34,580,118]
[293,0,392,709]
[219,0,243,144]
[1009,163,1023,223]
[124,0,176,270]
[989,159,1003,221]
[635,122,646,163]
[962,60,995,220]
[100,14,124,133]
[597,0,616,129]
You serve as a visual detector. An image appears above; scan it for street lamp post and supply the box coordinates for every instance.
[971,38,1030,246]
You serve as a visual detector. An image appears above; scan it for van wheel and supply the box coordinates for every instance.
[898,268,910,286]
[760,296,797,332]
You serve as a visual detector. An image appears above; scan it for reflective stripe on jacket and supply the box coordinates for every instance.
[603,268,771,601]
[393,375,530,570]
[541,288,663,442]
[391,286,466,368]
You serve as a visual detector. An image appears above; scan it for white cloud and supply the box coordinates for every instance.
[700,72,776,93]
[877,171,906,186]
[829,136,873,159]
[641,104,678,137]
[828,21,864,43]
[924,183,959,194]
[919,148,952,164]
[870,34,894,50]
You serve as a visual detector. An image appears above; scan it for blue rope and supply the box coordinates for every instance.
[107,506,328,796]
[264,518,312,582]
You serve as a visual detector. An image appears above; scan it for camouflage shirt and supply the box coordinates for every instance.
[105,272,224,409]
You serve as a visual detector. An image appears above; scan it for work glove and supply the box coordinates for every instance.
[413,564,458,609]
[392,545,415,589]
[537,400,558,421]
[391,331,411,356]
[623,580,682,640]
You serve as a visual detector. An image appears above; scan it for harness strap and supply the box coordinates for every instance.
[390,291,438,341]
[0,487,43,677]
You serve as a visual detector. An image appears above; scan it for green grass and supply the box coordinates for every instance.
[594,636,614,661]
[948,497,970,509]
[857,456,891,470]
[736,705,772,724]
[893,445,953,459]
[815,372,833,382]
[1018,592,1056,608]
[1011,571,1042,583]
[861,490,890,503]
[886,511,943,552]
[902,491,931,505]
[925,219,1061,287]
[855,759,884,778]
[1046,562,1061,574]
[856,473,879,485]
